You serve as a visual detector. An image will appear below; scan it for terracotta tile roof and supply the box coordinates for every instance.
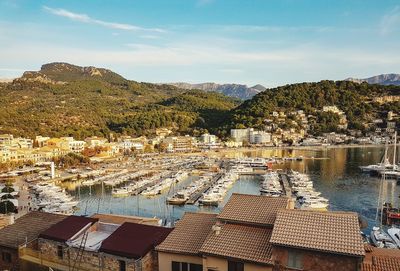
[363,245,400,271]
[100,222,172,259]
[156,212,217,255]
[39,216,98,243]
[200,223,273,265]
[217,193,288,226]
[270,209,365,257]
[362,256,400,271]
[0,211,65,249]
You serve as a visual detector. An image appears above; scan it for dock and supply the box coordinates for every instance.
[279,173,292,197]
[186,173,223,205]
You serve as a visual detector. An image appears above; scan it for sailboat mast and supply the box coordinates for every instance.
[393,131,397,167]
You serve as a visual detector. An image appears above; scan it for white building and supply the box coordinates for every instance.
[200,134,217,144]
[230,128,253,143]
[249,131,271,144]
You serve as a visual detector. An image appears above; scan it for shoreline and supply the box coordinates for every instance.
[206,143,388,156]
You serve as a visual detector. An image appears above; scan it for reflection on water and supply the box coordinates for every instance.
[61,146,398,232]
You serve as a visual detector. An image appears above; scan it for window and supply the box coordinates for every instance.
[190,264,203,271]
[57,245,63,259]
[119,260,126,271]
[172,261,203,271]
[287,250,303,270]
[1,252,12,263]
[228,261,244,271]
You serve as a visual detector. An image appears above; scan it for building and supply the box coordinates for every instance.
[157,194,290,271]
[199,134,217,144]
[270,209,365,271]
[19,214,172,271]
[157,212,217,271]
[156,128,173,138]
[162,136,194,152]
[250,131,271,145]
[84,136,108,147]
[0,211,65,271]
[118,136,147,152]
[0,134,14,146]
[34,136,50,147]
[230,128,253,143]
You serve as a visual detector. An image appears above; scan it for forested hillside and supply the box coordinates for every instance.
[1,63,399,139]
[228,80,400,134]
[0,63,238,138]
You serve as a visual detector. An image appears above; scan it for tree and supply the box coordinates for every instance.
[0,201,15,214]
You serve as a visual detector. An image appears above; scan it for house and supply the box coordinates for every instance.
[85,136,108,147]
[20,214,172,271]
[157,212,217,271]
[157,194,290,271]
[0,211,65,271]
[270,209,365,271]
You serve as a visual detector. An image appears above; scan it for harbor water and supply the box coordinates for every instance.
[59,146,398,232]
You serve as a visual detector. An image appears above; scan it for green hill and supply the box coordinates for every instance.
[228,80,400,134]
[0,63,237,138]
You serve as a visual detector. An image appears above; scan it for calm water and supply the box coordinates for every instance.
[58,146,399,232]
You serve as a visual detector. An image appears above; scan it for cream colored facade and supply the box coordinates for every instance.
[158,252,273,271]
[203,255,272,271]
[158,252,203,271]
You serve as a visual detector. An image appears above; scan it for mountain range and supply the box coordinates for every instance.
[169,82,266,100]
[346,73,400,86]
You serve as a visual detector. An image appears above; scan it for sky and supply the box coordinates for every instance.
[0,0,400,87]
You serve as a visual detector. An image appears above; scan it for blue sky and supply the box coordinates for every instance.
[0,0,400,86]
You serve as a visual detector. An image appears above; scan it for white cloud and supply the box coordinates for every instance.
[43,6,165,33]
[380,6,400,35]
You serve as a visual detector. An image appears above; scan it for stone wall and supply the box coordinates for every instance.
[37,238,157,271]
[0,246,19,271]
[272,246,362,271]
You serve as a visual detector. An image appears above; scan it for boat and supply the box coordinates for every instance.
[370,226,398,249]
[387,227,400,248]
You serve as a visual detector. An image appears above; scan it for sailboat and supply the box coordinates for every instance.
[371,140,399,249]
[360,132,399,175]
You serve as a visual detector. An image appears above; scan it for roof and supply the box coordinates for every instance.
[218,193,288,226]
[100,222,172,259]
[362,246,400,271]
[0,212,65,249]
[157,212,217,255]
[39,216,98,242]
[200,223,273,265]
[270,209,365,257]
[91,213,160,226]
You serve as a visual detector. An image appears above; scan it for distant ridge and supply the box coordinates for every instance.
[346,73,400,86]
[169,82,266,100]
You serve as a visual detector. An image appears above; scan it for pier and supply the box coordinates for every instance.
[186,173,223,205]
[279,173,292,198]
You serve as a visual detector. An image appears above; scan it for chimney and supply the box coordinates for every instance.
[212,224,221,236]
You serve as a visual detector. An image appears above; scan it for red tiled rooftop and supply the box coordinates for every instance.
[362,246,400,271]
[100,222,172,259]
[218,193,288,226]
[157,212,217,255]
[39,216,98,243]
[200,223,274,265]
[270,209,365,257]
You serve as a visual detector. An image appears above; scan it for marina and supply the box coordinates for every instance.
[2,145,399,236]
